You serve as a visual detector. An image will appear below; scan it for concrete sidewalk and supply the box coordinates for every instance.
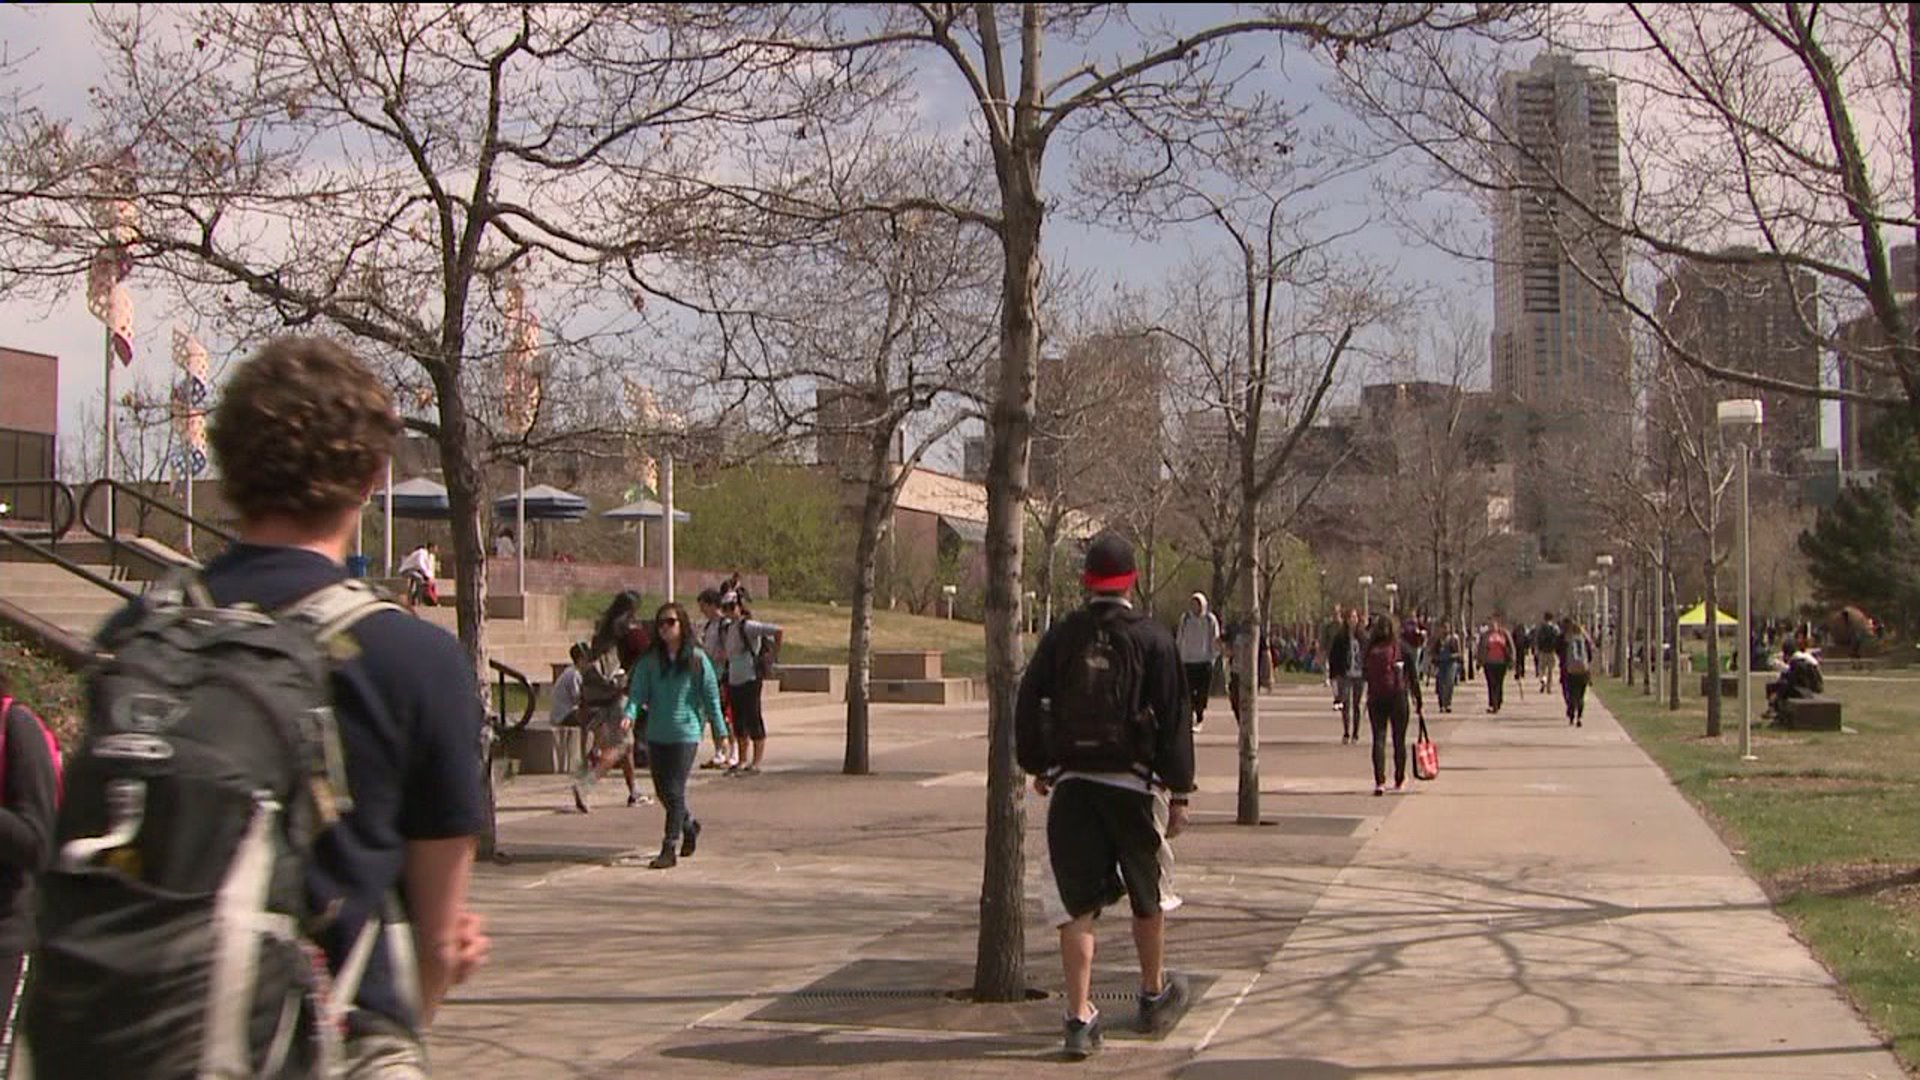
[428,674,1904,1078]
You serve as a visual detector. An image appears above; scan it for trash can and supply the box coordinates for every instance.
[345,555,372,578]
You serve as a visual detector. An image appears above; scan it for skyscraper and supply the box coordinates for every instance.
[1489,53,1629,562]
[1490,54,1629,421]
[1654,248,1821,475]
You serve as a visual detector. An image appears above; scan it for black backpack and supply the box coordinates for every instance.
[1043,606,1155,774]
[20,573,402,1080]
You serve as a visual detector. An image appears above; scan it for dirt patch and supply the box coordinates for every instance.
[1712,775,1884,793]
[1767,860,1920,902]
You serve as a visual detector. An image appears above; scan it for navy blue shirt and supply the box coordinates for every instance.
[104,544,488,1033]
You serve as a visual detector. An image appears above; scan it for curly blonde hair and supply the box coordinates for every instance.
[209,337,401,526]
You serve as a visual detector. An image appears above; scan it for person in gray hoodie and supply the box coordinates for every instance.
[1176,593,1224,732]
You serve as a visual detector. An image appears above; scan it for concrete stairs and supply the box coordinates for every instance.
[0,559,131,641]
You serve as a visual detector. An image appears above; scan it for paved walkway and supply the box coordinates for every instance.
[429,674,1905,1078]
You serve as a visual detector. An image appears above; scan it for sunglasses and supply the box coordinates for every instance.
[655,617,683,628]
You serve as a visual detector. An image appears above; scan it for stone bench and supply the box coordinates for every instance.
[502,722,585,776]
[874,650,942,680]
[776,664,847,699]
[1777,694,1843,732]
[870,678,972,705]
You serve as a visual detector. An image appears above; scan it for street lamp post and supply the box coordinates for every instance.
[1358,575,1374,619]
[1718,398,1764,762]
[1595,554,1615,676]
[942,584,959,621]
[1385,582,1399,617]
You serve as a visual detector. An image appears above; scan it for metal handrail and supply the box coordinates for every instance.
[0,527,135,600]
[78,477,238,559]
[0,478,78,545]
[490,657,536,736]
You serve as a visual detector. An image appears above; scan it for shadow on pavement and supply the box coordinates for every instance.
[659,1031,1056,1068]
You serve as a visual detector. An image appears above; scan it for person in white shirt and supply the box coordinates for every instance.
[1175,593,1223,732]
[397,542,438,609]
[719,592,782,776]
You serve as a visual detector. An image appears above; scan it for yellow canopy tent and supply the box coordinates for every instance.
[1676,602,1738,628]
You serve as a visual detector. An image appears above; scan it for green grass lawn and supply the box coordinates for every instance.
[1600,677,1920,1066]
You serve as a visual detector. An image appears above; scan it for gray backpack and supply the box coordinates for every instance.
[19,573,409,1079]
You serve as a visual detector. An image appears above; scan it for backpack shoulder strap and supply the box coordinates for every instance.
[145,567,215,611]
[280,579,402,644]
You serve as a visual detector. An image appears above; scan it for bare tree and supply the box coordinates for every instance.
[2,5,865,689]
[755,0,1518,1002]
[696,147,996,777]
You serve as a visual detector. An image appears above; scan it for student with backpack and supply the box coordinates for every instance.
[1431,621,1463,714]
[718,592,782,776]
[695,589,738,772]
[1015,533,1192,1061]
[0,673,57,1072]
[1478,616,1516,715]
[1175,593,1223,733]
[1560,619,1595,727]
[23,338,490,1079]
[1534,612,1562,693]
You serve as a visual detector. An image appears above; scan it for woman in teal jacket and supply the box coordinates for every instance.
[626,601,727,869]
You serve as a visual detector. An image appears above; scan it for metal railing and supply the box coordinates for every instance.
[78,477,237,563]
[491,657,536,737]
[0,479,132,600]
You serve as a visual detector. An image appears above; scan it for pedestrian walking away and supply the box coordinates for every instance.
[1560,619,1595,727]
[718,592,782,776]
[23,338,491,1079]
[0,674,57,1075]
[1534,611,1561,693]
[1362,615,1424,795]
[1479,616,1515,715]
[626,602,728,869]
[1176,593,1224,733]
[1015,532,1193,1061]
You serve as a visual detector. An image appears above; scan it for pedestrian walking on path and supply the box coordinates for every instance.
[1559,618,1594,727]
[1363,615,1423,795]
[1478,616,1515,714]
[1015,532,1193,1060]
[1329,609,1367,744]
[695,589,737,771]
[1534,610,1561,693]
[626,602,727,869]
[1431,621,1462,714]
[1176,593,1224,733]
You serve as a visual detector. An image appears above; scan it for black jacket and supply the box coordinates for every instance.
[1328,630,1361,677]
[1015,598,1193,794]
[0,701,57,953]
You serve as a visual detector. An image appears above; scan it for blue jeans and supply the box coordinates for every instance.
[1435,661,1458,710]
[648,741,700,845]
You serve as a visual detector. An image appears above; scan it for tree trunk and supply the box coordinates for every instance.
[434,379,493,856]
[1704,557,1722,737]
[844,443,894,776]
[973,137,1043,1005]
[1038,520,1060,632]
[1209,542,1230,614]
[1234,500,1262,825]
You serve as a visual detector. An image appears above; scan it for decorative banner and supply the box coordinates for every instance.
[501,277,542,437]
[88,189,138,366]
[170,326,210,472]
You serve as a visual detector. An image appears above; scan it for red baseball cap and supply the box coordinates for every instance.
[1082,532,1138,594]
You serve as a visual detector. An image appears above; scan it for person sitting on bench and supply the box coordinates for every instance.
[1765,638,1824,719]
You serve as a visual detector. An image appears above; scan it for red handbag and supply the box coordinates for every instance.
[1413,715,1439,781]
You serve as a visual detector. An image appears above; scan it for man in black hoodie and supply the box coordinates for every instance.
[1016,533,1192,1060]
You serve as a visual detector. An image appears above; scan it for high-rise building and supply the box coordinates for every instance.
[1837,244,1917,474]
[1489,54,1629,562]
[1654,248,1821,475]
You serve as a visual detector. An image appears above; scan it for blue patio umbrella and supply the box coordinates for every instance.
[491,484,589,522]
[380,477,452,519]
